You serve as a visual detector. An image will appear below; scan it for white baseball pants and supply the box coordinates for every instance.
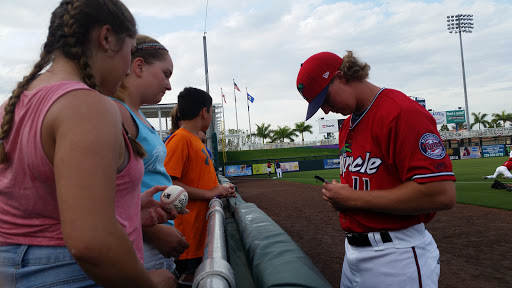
[340,223,440,288]
[484,165,512,179]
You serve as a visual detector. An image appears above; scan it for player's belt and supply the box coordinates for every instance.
[345,231,393,247]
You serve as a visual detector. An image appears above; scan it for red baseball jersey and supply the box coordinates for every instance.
[503,160,512,170]
[338,88,456,233]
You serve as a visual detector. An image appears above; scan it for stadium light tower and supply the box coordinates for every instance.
[447,14,474,131]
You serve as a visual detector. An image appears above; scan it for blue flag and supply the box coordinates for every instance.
[247,93,254,103]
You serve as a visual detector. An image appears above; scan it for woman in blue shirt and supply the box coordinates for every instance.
[111,35,189,274]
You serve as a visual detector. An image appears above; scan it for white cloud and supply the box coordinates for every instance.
[1,0,511,141]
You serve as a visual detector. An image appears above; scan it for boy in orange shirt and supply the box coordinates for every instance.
[164,87,236,277]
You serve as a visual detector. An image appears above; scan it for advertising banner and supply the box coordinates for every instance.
[481,145,505,158]
[225,164,252,177]
[253,163,273,175]
[446,110,465,124]
[280,162,299,172]
[318,119,339,134]
[431,111,446,125]
[323,158,340,169]
[446,147,460,160]
[460,146,482,159]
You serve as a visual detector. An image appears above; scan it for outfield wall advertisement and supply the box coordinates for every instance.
[481,145,505,158]
[323,158,340,169]
[446,148,460,160]
[280,162,299,172]
[460,146,482,159]
[253,163,274,175]
[225,164,252,177]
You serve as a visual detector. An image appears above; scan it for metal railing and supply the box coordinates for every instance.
[193,198,235,288]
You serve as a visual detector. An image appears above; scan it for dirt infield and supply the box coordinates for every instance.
[230,177,512,288]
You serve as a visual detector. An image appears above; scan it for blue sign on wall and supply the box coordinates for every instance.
[323,158,340,169]
[481,145,505,158]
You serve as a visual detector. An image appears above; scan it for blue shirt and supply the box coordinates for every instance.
[111,99,173,225]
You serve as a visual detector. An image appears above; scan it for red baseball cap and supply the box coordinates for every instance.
[296,52,343,120]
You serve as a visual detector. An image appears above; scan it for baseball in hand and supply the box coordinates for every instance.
[160,185,188,213]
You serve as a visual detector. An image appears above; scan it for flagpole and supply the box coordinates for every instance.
[233,79,239,132]
[221,88,227,162]
[246,87,252,142]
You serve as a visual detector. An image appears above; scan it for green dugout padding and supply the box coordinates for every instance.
[227,195,332,288]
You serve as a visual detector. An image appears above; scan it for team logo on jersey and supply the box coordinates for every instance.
[340,143,352,155]
[419,133,446,159]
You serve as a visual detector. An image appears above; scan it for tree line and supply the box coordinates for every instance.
[226,121,324,143]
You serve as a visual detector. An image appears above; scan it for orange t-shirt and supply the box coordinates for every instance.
[164,128,218,259]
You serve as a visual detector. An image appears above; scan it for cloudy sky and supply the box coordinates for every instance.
[1,0,511,141]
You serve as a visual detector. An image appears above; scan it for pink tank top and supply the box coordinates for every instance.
[0,81,144,261]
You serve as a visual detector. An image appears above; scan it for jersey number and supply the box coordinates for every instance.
[351,176,370,191]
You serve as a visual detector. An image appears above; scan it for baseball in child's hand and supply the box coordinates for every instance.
[160,185,188,213]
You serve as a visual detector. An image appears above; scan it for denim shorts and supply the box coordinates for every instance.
[0,245,99,288]
[143,241,176,272]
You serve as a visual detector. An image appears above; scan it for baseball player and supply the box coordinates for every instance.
[482,151,512,179]
[296,51,456,288]
[267,161,272,178]
[275,160,282,178]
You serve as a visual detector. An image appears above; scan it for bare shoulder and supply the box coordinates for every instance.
[110,99,138,138]
[44,89,124,148]
[48,89,121,126]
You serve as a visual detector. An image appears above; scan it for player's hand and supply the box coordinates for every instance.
[223,183,237,198]
[321,179,352,211]
[147,269,177,288]
[140,185,178,227]
[210,184,229,198]
[145,225,189,258]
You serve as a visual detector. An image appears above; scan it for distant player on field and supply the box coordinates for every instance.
[482,151,512,179]
[296,51,456,288]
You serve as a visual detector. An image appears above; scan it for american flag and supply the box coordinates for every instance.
[234,81,241,92]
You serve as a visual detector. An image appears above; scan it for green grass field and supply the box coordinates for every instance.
[250,156,512,211]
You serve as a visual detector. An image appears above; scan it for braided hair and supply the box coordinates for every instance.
[0,0,137,163]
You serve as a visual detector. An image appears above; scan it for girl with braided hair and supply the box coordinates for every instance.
[0,1,176,287]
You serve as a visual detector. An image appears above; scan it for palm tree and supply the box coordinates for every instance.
[271,126,298,142]
[294,121,313,142]
[488,119,503,128]
[451,122,467,131]
[470,112,490,129]
[254,123,273,144]
[492,110,512,127]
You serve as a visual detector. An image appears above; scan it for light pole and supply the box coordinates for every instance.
[447,14,473,131]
